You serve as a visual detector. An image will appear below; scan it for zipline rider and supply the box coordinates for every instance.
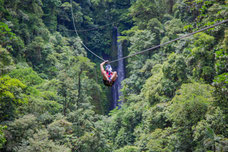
[100,60,118,87]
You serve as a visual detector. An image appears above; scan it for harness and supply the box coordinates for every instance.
[106,71,113,81]
[105,64,113,81]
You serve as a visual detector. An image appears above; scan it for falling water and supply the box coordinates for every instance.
[112,27,125,109]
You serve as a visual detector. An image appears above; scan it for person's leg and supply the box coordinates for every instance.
[111,71,118,81]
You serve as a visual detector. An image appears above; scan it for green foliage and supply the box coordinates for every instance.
[114,145,139,152]
[164,18,184,38]
[9,67,43,86]
[24,96,62,115]
[25,36,45,65]
[5,114,38,151]
[47,119,72,141]
[167,82,214,151]
[57,55,100,115]
[193,107,227,151]
[146,128,175,152]
[129,0,167,28]
[132,103,172,151]
[213,30,228,110]
[42,0,62,32]
[0,0,5,18]
[0,45,14,75]
[142,64,165,104]
[213,72,228,121]
[102,102,144,150]
[18,129,71,152]
[0,125,7,149]
[142,103,170,132]
[188,32,215,82]
[0,22,16,49]
[215,48,228,75]
[142,53,188,104]
[129,30,156,52]
[121,29,159,94]
[169,82,213,126]
[162,53,188,95]
[223,29,228,52]
[0,76,26,121]
[0,0,228,151]
[66,105,110,152]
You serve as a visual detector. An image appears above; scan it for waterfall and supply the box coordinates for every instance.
[112,28,125,109]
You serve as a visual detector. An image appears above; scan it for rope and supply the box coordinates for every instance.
[77,22,114,32]
[70,0,228,64]
[58,21,117,32]
[70,0,105,61]
[108,19,228,64]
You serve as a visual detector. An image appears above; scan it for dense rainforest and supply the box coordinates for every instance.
[0,0,228,151]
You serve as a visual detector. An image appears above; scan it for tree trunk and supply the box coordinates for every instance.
[63,97,67,116]
[168,0,174,14]
[77,69,82,105]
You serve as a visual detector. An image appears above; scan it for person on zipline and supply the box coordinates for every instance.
[100,60,118,87]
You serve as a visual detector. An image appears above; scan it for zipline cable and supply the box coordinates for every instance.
[108,19,228,64]
[70,0,228,64]
[77,22,114,32]
[58,21,118,32]
[68,22,117,32]
[70,0,105,61]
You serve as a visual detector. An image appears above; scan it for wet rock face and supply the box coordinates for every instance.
[112,28,125,109]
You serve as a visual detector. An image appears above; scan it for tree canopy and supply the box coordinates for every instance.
[0,0,227,151]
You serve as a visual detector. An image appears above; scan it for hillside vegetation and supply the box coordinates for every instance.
[0,0,227,151]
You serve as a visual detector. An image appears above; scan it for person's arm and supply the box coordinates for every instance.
[100,61,109,78]
[100,61,106,74]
